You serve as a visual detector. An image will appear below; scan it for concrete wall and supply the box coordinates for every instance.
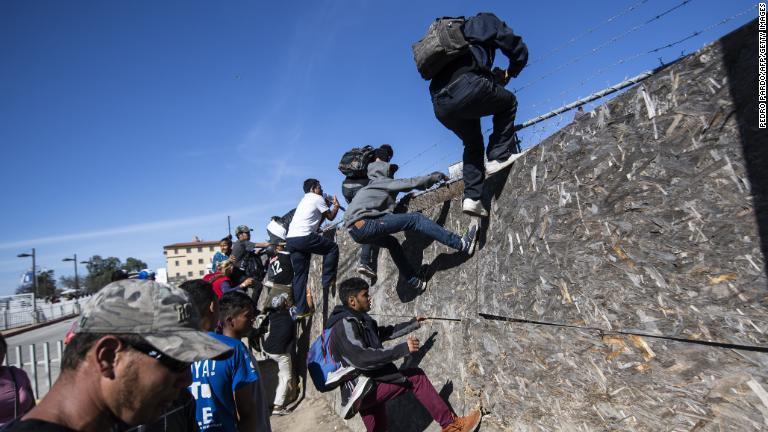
[302,21,767,431]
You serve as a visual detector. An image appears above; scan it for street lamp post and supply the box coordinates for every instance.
[16,248,38,297]
[62,254,79,291]
[17,248,38,322]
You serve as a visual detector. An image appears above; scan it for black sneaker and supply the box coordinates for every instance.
[356,264,377,279]
[461,224,478,255]
[409,277,427,291]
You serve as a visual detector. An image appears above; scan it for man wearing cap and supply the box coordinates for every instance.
[3,279,232,432]
[228,225,259,290]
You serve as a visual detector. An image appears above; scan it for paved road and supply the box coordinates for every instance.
[5,318,77,399]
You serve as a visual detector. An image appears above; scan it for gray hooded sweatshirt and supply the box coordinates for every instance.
[343,160,443,228]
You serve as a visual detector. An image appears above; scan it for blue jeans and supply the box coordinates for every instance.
[349,213,462,286]
[431,72,519,200]
[286,232,339,314]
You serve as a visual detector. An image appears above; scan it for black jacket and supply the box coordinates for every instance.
[262,309,294,355]
[326,305,420,418]
[430,12,528,93]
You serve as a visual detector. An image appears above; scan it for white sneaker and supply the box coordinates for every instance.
[486,152,525,176]
[462,198,488,217]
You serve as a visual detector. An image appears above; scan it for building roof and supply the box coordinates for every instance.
[163,240,220,248]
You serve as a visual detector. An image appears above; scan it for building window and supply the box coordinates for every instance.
[187,271,193,277]
[199,270,204,276]
[174,249,178,255]
[187,259,192,265]
[209,246,214,251]
[176,272,180,277]
[163,250,167,255]
[186,248,191,253]
[198,247,202,252]
[198,258,204,264]
[175,260,179,266]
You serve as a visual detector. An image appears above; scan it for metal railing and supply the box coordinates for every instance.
[1,297,85,330]
[3,340,65,399]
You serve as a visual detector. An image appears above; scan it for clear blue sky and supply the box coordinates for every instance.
[0,0,756,295]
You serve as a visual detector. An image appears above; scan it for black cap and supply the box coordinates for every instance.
[376,144,393,162]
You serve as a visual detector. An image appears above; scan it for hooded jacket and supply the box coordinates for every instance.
[326,304,420,418]
[343,160,443,228]
[430,12,529,94]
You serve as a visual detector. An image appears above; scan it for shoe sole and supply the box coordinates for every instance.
[464,220,480,255]
[486,151,526,176]
[462,208,488,217]
[357,268,377,279]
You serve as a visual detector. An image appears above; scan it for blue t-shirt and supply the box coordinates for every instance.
[211,251,228,273]
[188,333,260,432]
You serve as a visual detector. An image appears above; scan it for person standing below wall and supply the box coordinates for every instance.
[422,12,528,218]
[327,277,481,432]
[259,293,295,416]
[189,291,271,432]
[0,333,35,427]
[211,236,233,273]
[2,279,233,432]
[285,178,340,320]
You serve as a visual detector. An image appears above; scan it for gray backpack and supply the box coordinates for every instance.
[412,17,468,80]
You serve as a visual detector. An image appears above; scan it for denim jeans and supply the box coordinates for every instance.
[285,232,338,314]
[431,72,519,200]
[349,213,462,286]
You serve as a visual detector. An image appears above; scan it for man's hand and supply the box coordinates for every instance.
[416,315,427,322]
[241,277,254,288]
[492,67,511,86]
[406,336,420,353]
[429,172,448,184]
[332,194,340,208]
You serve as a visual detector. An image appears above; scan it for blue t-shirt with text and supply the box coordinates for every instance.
[188,332,260,432]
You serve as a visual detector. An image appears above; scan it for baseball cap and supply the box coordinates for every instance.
[76,279,232,363]
[235,225,253,234]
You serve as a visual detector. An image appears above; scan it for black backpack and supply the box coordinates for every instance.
[412,17,468,80]
[338,145,376,179]
[341,177,370,204]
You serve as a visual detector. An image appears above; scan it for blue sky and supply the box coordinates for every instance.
[0,0,756,295]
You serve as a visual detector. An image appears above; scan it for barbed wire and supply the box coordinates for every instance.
[527,0,650,67]
[513,0,695,94]
[401,3,751,176]
[521,5,754,116]
[399,137,445,168]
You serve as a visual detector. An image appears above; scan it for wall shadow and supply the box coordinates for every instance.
[721,20,767,281]
[383,380,455,432]
[395,202,453,302]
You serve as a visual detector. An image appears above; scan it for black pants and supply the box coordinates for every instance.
[431,72,518,200]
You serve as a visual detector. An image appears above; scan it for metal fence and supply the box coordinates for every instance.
[3,340,65,399]
[1,297,85,330]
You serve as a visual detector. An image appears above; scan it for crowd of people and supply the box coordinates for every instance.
[0,11,526,432]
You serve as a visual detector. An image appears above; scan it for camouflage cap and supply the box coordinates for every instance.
[76,279,232,363]
[235,225,253,234]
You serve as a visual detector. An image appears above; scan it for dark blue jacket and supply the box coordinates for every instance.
[430,12,528,92]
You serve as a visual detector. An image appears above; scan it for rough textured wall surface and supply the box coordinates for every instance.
[300,21,767,431]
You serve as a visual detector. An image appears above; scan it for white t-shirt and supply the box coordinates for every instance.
[287,193,329,238]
